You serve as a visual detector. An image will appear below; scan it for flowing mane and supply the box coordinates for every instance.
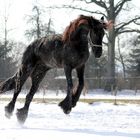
[62,15,90,42]
[62,15,113,43]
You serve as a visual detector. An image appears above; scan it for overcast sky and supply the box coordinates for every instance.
[0,0,140,43]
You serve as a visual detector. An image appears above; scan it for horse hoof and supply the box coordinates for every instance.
[72,100,77,108]
[64,109,71,114]
[61,107,71,114]
[5,105,14,119]
[72,103,76,108]
[5,110,12,119]
[16,108,28,124]
[58,101,71,114]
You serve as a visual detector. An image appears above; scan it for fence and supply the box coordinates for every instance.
[0,77,140,91]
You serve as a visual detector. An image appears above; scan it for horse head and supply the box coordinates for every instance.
[62,15,113,58]
[88,16,113,58]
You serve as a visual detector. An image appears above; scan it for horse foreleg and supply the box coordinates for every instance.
[72,65,85,107]
[16,64,48,124]
[5,65,31,118]
[59,66,73,114]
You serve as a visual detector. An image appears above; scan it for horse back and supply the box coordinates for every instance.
[30,34,64,68]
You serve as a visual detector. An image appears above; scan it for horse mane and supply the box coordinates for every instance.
[62,15,90,42]
[62,15,113,42]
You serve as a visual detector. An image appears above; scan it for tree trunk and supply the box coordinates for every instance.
[105,27,116,91]
[117,37,126,79]
[105,0,116,91]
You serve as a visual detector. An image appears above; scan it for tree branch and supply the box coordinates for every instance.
[91,0,108,10]
[134,20,140,25]
[115,0,131,16]
[117,29,140,35]
[46,5,107,18]
[75,0,93,4]
[115,16,140,34]
[73,0,108,10]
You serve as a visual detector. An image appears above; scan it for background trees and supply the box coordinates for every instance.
[0,0,17,79]
[127,35,140,76]
[25,5,55,41]
[55,0,140,90]
[0,0,140,90]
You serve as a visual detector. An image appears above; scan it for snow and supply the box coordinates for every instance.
[0,98,140,140]
[2,89,140,100]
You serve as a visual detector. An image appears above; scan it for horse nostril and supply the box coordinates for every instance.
[95,53,101,58]
[95,48,102,58]
[92,47,102,58]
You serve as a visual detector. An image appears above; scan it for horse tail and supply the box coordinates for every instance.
[0,74,16,94]
[0,43,37,94]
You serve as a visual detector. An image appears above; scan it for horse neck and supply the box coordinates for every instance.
[78,28,89,52]
[65,24,90,52]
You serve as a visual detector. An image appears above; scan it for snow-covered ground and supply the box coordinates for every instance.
[1,89,140,100]
[0,99,140,140]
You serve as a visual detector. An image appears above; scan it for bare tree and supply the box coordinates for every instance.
[0,0,17,78]
[1,0,12,57]
[25,5,55,40]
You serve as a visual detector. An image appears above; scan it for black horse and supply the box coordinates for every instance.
[0,15,109,123]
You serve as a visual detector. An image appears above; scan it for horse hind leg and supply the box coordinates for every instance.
[16,63,49,124]
[5,65,32,118]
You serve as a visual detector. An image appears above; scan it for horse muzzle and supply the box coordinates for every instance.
[92,47,102,58]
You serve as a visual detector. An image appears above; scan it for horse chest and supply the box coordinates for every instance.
[77,51,89,65]
[63,48,89,68]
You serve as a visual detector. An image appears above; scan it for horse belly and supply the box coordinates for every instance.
[45,58,63,68]
[41,52,63,68]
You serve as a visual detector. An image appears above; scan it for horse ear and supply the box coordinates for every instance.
[100,16,104,22]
